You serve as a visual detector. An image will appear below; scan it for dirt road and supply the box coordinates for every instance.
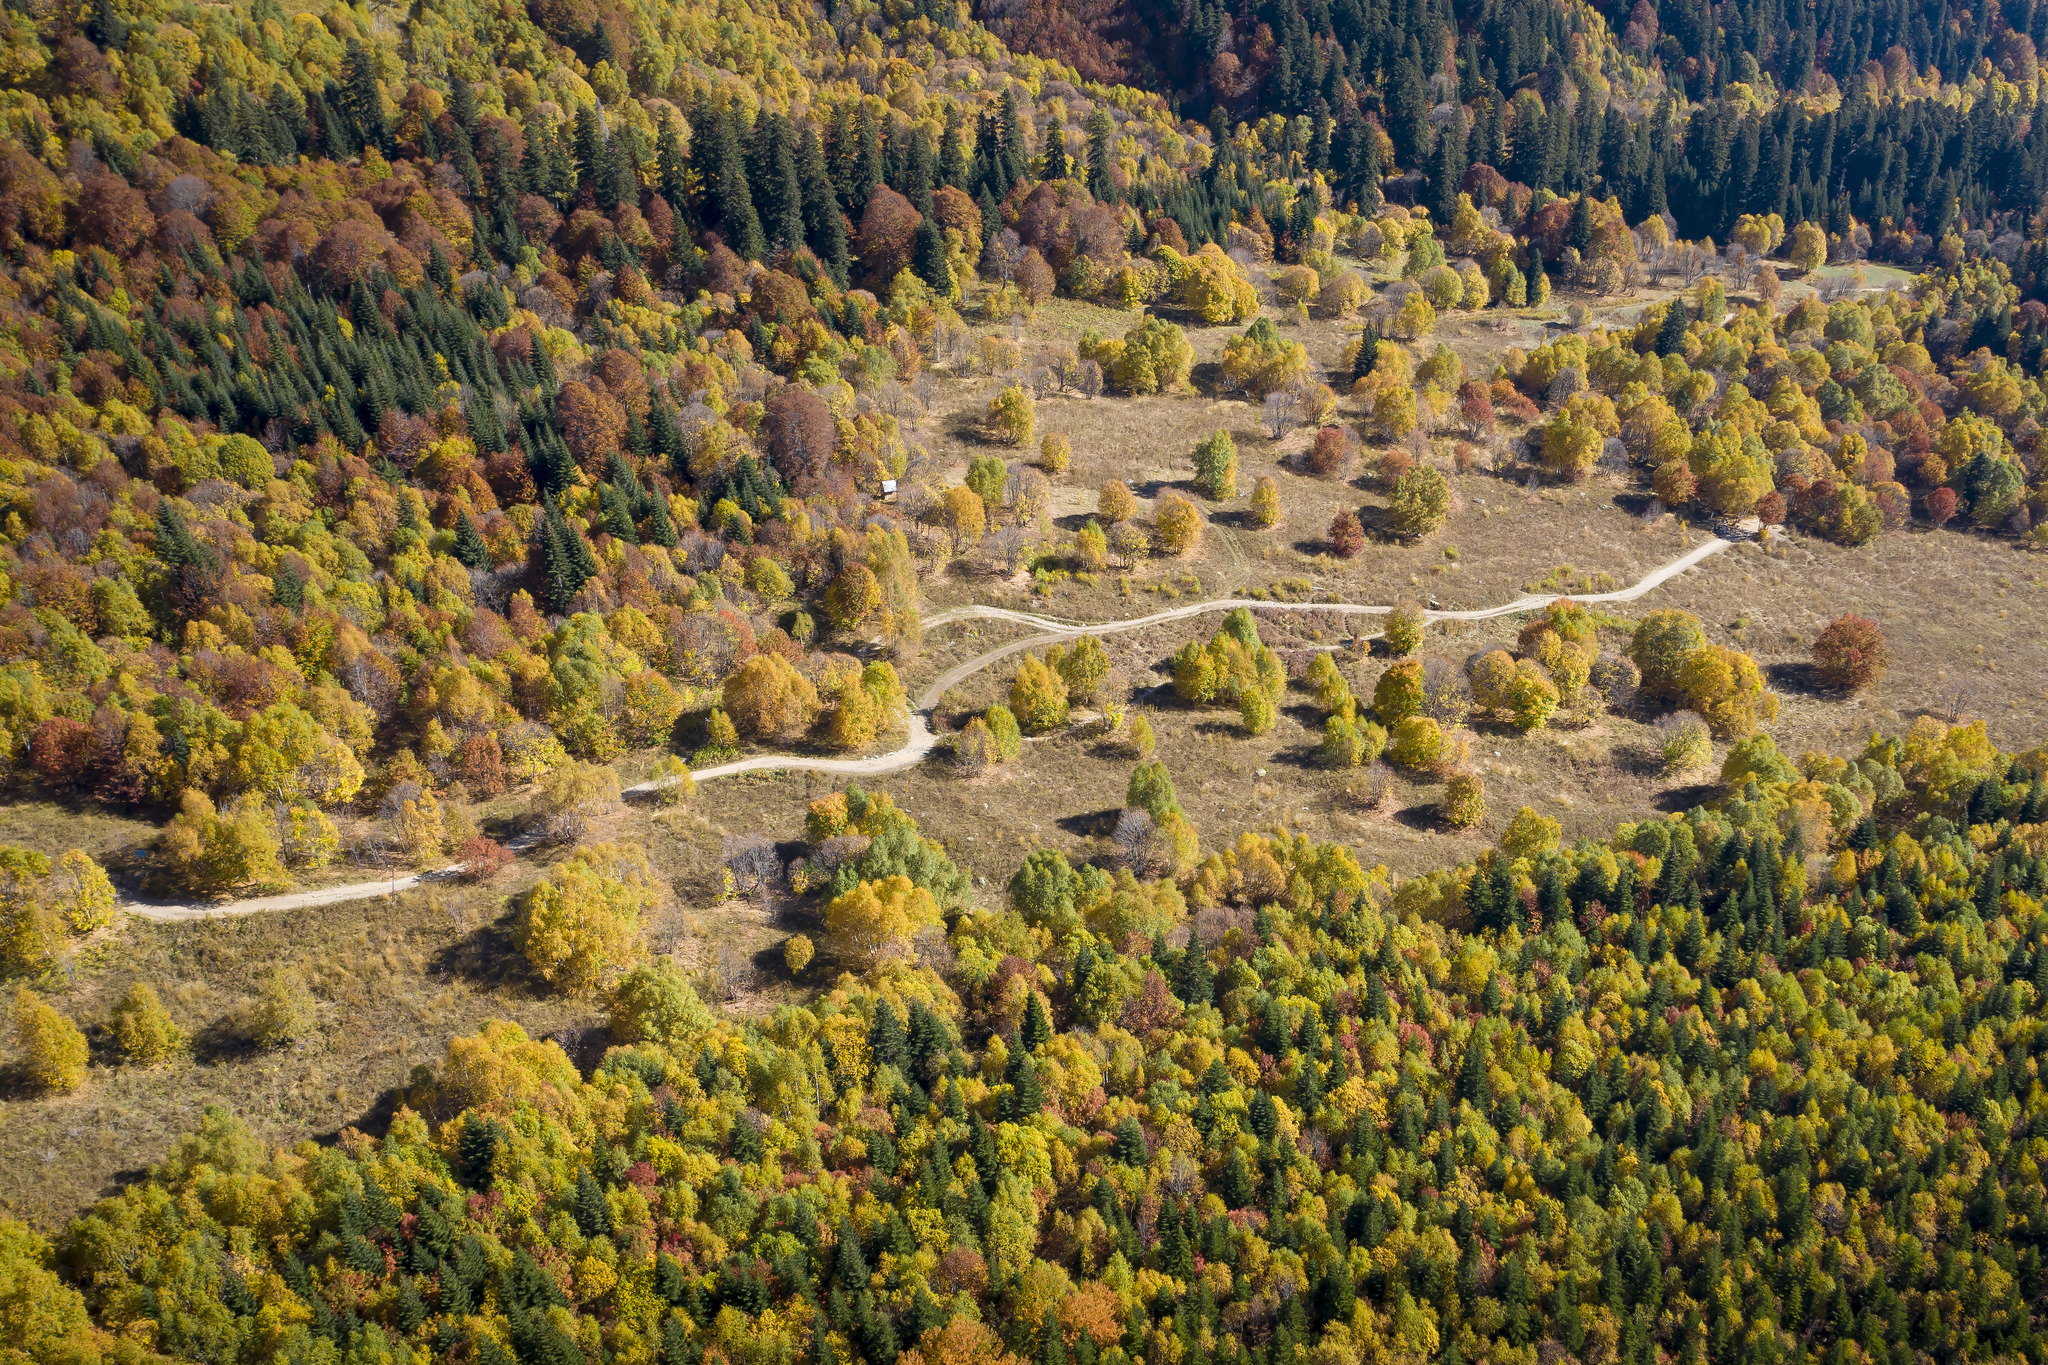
[130,534,1734,921]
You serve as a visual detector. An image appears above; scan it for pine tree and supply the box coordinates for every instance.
[700,97,765,260]
[1021,992,1052,1050]
[1039,114,1070,181]
[272,557,305,610]
[573,1169,612,1237]
[851,107,884,215]
[753,112,806,252]
[912,215,951,294]
[1085,108,1117,200]
[796,127,850,284]
[941,104,971,188]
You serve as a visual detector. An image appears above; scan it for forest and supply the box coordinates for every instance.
[0,0,2045,1357]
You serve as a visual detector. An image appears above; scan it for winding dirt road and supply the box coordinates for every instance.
[124,534,1734,921]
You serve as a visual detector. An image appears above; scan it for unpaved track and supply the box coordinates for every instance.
[125,536,1734,921]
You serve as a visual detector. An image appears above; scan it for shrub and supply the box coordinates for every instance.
[1812,615,1889,691]
[1720,732,1797,790]
[1179,243,1259,323]
[1328,510,1365,557]
[1155,495,1203,554]
[784,934,815,976]
[14,988,87,1092]
[1629,609,1711,702]
[1657,711,1713,775]
[1386,715,1446,770]
[1307,426,1353,476]
[1442,772,1486,828]
[535,761,625,841]
[1009,655,1071,732]
[1040,432,1071,474]
[1239,686,1275,735]
[1219,318,1311,398]
[988,383,1035,446]
[607,960,716,1047]
[1248,476,1281,528]
[1307,653,1353,714]
[723,654,822,739]
[247,969,316,1048]
[1048,635,1110,703]
[1319,714,1388,767]
[1383,603,1425,656]
[457,834,517,880]
[1387,465,1451,537]
[1192,430,1239,500]
[1373,658,1426,723]
[1099,480,1137,523]
[985,703,1022,759]
[111,982,185,1064]
[1123,712,1156,758]
[954,717,996,775]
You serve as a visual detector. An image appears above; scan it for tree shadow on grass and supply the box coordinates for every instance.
[1058,807,1124,838]
[1654,781,1722,813]
[427,908,540,992]
[1765,661,1830,697]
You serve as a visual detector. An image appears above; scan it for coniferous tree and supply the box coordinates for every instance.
[797,127,851,284]
[753,112,806,252]
[453,511,491,570]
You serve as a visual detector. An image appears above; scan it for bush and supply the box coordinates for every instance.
[988,383,1035,446]
[1812,614,1889,691]
[1386,715,1447,770]
[1657,711,1713,775]
[457,834,517,880]
[1328,510,1365,557]
[1192,430,1238,500]
[1387,464,1451,538]
[13,988,87,1092]
[723,654,822,739]
[1307,426,1353,476]
[607,959,715,1046]
[1319,714,1388,767]
[247,969,316,1049]
[1373,658,1426,723]
[1179,243,1259,323]
[1383,603,1425,656]
[1099,480,1137,523]
[1123,712,1156,758]
[1155,495,1203,554]
[783,934,814,976]
[1040,432,1071,474]
[1009,655,1070,732]
[1498,806,1561,859]
[111,982,185,1064]
[535,761,626,842]
[954,717,996,775]
[1249,476,1281,528]
[1442,772,1486,828]
[1239,686,1275,735]
[985,704,1023,760]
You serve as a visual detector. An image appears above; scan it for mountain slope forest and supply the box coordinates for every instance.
[9,724,2048,1365]
[3,0,2048,1360]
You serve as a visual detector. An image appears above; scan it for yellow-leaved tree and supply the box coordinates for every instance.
[826,874,942,968]
[1,847,116,975]
[158,790,288,895]
[517,842,660,997]
[13,987,87,1092]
